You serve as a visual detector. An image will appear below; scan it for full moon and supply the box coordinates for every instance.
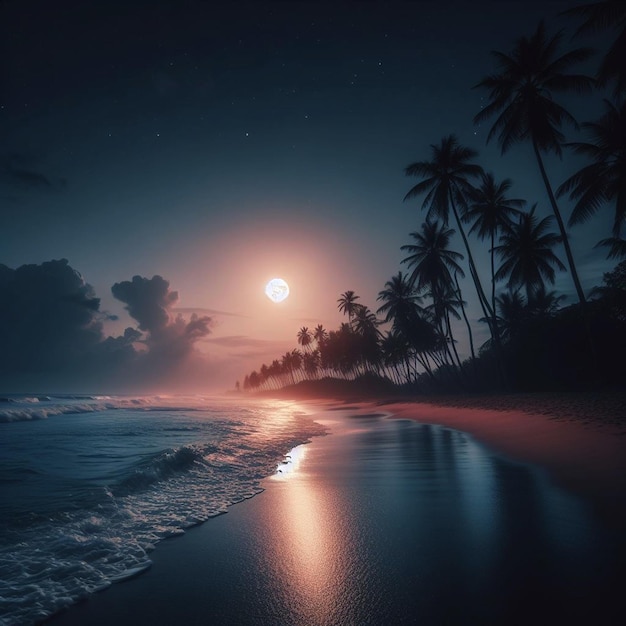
[265,278,290,303]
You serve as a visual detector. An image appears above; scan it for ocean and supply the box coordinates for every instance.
[0,394,325,626]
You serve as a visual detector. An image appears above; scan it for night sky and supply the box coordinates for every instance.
[0,1,614,392]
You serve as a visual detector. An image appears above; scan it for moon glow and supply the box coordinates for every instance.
[265,278,290,303]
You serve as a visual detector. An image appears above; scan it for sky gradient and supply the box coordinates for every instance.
[1,0,616,392]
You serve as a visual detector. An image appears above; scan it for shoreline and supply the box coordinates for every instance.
[381,399,626,528]
[295,390,626,527]
[260,385,626,432]
[47,396,625,625]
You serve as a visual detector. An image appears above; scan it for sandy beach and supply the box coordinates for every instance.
[46,392,626,626]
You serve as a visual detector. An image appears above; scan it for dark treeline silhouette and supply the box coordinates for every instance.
[240,2,626,395]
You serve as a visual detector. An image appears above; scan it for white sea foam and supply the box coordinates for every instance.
[0,395,162,422]
[0,395,325,626]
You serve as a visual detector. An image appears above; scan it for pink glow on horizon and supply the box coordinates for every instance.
[96,210,399,390]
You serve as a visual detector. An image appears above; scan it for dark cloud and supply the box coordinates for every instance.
[111,275,213,360]
[0,261,214,391]
[0,154,67,192]
[112,275,177,335]
[0,259,103,374]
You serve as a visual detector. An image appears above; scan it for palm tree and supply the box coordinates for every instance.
[313,324,328,346]
[380,331,409,384]
[290,349,303,381]
[563,1,626,95]
[404,135,493,320]
[595,237,626,259]
[494,207,566,301]
[337,290,360,321]
[494,290,528,342]
[527,286,567,316]
[376,272,423,325]
[557,99,626,240]
[297,326,313,352]
[321,324,361,379]
[401,221,466,368]
[281,352,295,385]
[453,271,476,360]
[376,273,441,379]
[350,305,382,375]
[401,221,465,294]
[464,173,526,316]
[474,21,595,304]
[303,350,320,380]
[424,282,466,370]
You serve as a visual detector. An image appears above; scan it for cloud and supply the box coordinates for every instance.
[111,275,213,359]
[205,335,294,361]
[112,275,178,335]
[0,259,104,374]
[205,335,277,348]
[174,306,249,318]
[0,153,67,192]
[289,317,329,324]
[0,261,216,392]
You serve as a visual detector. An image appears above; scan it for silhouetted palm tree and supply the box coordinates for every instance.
[350,305,382,374]
[494,290,528,342]
[303,350,320,379]
[464,173,526,316]
[527,286,567,316]
[281,352,295,385]
[563,1,626,95]
[380,331,409,384]
[313,324,328,346]
[401,222,465,293]
[290,349,303,381]
[321,324,361,379]
[495,207,566,301]
[595,237,626,259]
[558,99,626,240]
[376,272,422,324]
[424,282,466,370]
[377,273,441,379]
[337,290,360,321]
[404,135,493,320]
[401,221,466,367]
[297,326,313,352]
[474,21,594,304]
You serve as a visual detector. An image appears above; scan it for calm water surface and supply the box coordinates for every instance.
[244,413,624,625]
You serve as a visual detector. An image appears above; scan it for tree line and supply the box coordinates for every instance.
[240,2,626,394]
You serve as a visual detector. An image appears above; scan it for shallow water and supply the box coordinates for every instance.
[258,414,624,625]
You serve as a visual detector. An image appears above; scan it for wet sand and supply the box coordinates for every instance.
[48,397,625,626]
[377,393,626,527]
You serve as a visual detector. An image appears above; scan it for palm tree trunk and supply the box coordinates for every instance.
[532,140,586,304]
[454,272,476,360]
[490,230,497,321]
[531,141,603,384]
[449,192,512,389]
[448,194,494,320]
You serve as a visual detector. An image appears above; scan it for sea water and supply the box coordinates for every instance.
[0,394,325,626]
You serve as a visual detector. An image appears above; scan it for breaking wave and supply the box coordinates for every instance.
[0,395,325,625]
